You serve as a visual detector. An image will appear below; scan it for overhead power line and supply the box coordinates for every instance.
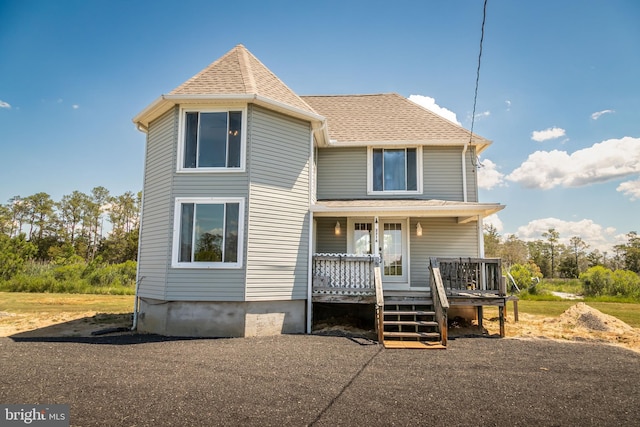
[469,0,488,153]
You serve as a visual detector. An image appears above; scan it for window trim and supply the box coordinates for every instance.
[366,146,423,195]
[176,105,248,173]
[171,197,245,269]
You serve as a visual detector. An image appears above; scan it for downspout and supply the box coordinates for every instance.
[306,124,315,334]
[462,142,469,203]
[131,122,148,331]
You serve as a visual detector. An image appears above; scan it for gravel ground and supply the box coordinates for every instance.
[1,334,639,426]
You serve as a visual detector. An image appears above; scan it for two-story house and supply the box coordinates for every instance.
[132,44,505,346]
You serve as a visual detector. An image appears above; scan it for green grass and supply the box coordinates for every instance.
[536,278,583,294]
[0,292,134,314]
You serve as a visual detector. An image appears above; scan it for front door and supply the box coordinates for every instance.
[380,220,408,287]
[348,218,409,289]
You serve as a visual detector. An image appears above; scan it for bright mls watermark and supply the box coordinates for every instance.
[1,405,69,426]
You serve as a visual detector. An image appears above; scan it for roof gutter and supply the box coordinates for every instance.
[132,94,326,140]
[311,202,505,218]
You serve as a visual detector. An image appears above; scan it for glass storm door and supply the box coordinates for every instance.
[348,218,409,287]
[381,221,407,284]
[353,222,373,255]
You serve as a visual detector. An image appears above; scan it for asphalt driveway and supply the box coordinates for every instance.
[1,334,639,426]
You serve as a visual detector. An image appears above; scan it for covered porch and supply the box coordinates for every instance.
[309,199,506,347]
[311,254,508,347]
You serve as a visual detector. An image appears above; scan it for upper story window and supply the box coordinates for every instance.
[368,147,422,194]
[178,107,247,172]
[172,197,244,269]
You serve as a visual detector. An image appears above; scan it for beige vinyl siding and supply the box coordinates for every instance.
[165,270,246,300]
[466,146,478,202]
[409,217,479,287]
[172,175,249,196]
[162,110,251,301]
[311,147,318,203]
[423,147,464,201]
[317,147,367,199]
[317,146,468,201]
[245,106,311,301]
[137,108,177,299]
[315,217,347,253]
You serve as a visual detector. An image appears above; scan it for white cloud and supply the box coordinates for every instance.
[617,178,640,201]
[473,111,491,120]
[408,94,460,125]
[477,158,506,190]
[483,214,503,233]
[0,100,11,109]
[506,136,640,189]
[515,217,618,252]
[72,104,79,109]
[591,109,615,120]
[531,127,566,142]
[505,100,511,111]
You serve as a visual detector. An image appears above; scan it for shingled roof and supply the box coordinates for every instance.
[134,45,491,152]
[133,45,323,134]
[301,93,491,151]
[170,44,315,115]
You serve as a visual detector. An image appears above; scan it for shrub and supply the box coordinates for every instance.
[581,266,640,298]
[609,269,640,298]
[0,259,137,295]
[508,263,543,293]
[581,266,613,296]
[0,234,37,280]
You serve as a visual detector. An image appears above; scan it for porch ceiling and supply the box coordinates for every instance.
[311,199,505,218]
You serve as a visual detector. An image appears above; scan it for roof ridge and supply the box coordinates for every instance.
[169,47,237,95]
[301,93,397,98]
[401,95,480,136]
[237,45,256,93]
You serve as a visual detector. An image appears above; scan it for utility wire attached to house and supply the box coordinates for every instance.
[470,0,488,168]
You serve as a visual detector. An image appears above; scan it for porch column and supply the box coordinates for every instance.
[374,216,379,257]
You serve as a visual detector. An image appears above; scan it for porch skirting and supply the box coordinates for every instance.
[137,298,306,337]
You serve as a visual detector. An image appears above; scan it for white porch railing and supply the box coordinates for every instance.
[312,254,380,298]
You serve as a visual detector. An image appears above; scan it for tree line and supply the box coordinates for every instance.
[0,188,140,294]
[484,226,640,277]
[485,226,640,298]
[0,187,140,264]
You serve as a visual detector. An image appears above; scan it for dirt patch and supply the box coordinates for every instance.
[0,311,132,338]
[2,303,639,353]
[484,302,640,353]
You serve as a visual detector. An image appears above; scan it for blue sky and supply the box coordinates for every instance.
[1,0,638,252]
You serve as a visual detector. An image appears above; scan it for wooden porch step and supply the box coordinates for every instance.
[383,310,435,316]
[383,331,441,339]
[383,341,446,349]
[384,299,433,306]
[384,290,431,298]
[383,320,438,327]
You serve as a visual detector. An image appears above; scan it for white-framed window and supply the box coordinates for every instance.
[177,106,247,172]
[171,197,245,269]
[367,147,422,194]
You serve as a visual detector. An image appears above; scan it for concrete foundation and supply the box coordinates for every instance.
[137,298,306,337]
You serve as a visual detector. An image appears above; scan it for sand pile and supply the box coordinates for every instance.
[558,303,634,333]
[482,303,640,353]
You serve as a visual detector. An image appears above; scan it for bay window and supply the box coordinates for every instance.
[172,198,244,268]
[179,108,246,171]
